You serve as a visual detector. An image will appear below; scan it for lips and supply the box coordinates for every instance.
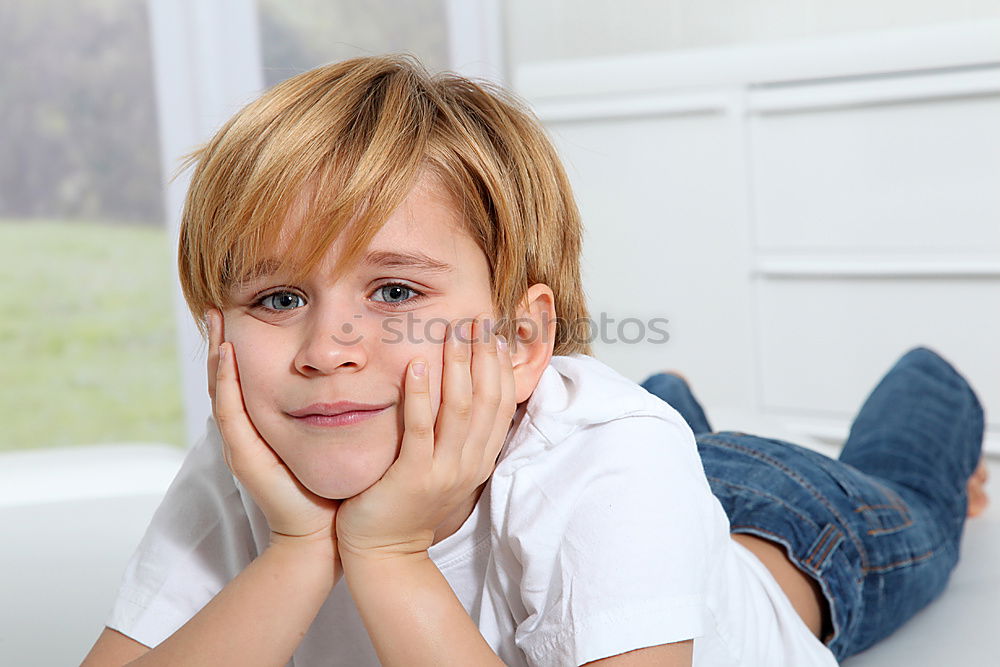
[288,401,393,418]
[288,402,392,428]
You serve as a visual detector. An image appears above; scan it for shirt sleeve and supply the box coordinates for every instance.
[505,413,723,667]
[105,417,259,648]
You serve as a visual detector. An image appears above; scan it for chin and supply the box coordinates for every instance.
[296,468,385,500]
[279,442,399,500]
[246,407,402,500]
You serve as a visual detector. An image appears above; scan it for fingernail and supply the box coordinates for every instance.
[412,360,426,377]
[219,344,227,362]
[498,335,508,352]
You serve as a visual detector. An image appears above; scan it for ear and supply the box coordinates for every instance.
[508,283,556,404]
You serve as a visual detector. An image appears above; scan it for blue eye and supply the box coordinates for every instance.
[257,291,304,311]
[371,283,420,305]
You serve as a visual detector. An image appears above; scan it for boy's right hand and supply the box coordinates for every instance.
[206,309,341,560]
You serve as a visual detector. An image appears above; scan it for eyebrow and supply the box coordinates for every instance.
[364,250,454,273]
[241,250,454,282]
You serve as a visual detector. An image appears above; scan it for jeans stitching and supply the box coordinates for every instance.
[851,477,915,535]
[706,476,820,528]
[865,515,914,536]
[804,524,834,568]
[812,526,844,568]
[702,435,871,571]
[805,524,843,569]
[863,548,935,573]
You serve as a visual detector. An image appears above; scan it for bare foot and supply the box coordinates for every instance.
[967,457,990,518]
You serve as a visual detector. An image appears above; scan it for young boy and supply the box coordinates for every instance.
[82,55,987,666]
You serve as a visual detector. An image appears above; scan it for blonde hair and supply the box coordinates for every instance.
[178,54,591,356]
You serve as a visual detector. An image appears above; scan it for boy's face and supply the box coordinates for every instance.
[221,175,497,499]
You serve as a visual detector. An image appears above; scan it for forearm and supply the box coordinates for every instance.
[127,538,339,667]
[342,552,504,667]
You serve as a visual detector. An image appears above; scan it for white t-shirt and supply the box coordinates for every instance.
[107,354,837,666]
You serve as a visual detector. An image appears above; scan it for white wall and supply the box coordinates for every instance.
[505,13,1000,456]
[507,0,1000,64]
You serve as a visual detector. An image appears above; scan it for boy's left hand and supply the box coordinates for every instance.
[335,314,516,561]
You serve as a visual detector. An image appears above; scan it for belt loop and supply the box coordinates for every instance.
[804,523,845,573]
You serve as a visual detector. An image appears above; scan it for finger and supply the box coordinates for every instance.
[206,309,222,403]
[479,333,517,482]
[397,357,434,470]
[214,341,280,485]
[432,318,475,466]
[459,315,502,473]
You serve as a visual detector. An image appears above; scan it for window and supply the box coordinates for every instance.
[257,0,449,87]
[0,0,182,451]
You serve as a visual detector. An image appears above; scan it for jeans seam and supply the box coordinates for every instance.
[855,478,915,536]
[864,515,914,536]
[702,435,871,571]
[863,548,936,573]
[706,476,821,530]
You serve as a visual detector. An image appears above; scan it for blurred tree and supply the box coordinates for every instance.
[0,0,448,225]
[0,0,163,225]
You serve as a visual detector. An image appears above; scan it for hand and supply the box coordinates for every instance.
[206,309,341,557]
[334,314,517,560]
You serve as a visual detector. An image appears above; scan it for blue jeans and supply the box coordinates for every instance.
[640,347,984,661]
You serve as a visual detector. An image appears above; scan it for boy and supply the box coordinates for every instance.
[83,55,986,666]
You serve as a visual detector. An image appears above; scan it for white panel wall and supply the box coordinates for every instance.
[507,0,1000,64]
[547,105,757,413]
[750,69,1000,252]
[757,278,1000,415]
[513,21,1000,455]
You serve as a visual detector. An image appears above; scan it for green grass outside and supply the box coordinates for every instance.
[0,219,184,451]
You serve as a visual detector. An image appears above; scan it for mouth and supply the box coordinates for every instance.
[287,402,392,428]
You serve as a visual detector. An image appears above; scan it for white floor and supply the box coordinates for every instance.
[0,447,996,665]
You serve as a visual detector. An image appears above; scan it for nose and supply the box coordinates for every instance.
[293,313,369,375]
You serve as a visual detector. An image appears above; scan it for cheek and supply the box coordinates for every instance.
[230,347,277,406]
[382,316,450,413]
[419,322,449,418]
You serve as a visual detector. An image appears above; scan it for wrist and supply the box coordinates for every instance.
[336,525,435,564]
[268,526,336,550]
[340,546,431,587]
[267,531,342,584]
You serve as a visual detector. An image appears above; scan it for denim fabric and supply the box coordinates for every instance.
[640,347,984,662]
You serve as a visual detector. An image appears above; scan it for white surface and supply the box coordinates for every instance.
[750,77,1000,252]
[0,444,185,666]
[514,20,1000,100]
[755,280,1000,421]
[506,1,1000,64]
[0,443,185,507]
[445,0,506,84]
